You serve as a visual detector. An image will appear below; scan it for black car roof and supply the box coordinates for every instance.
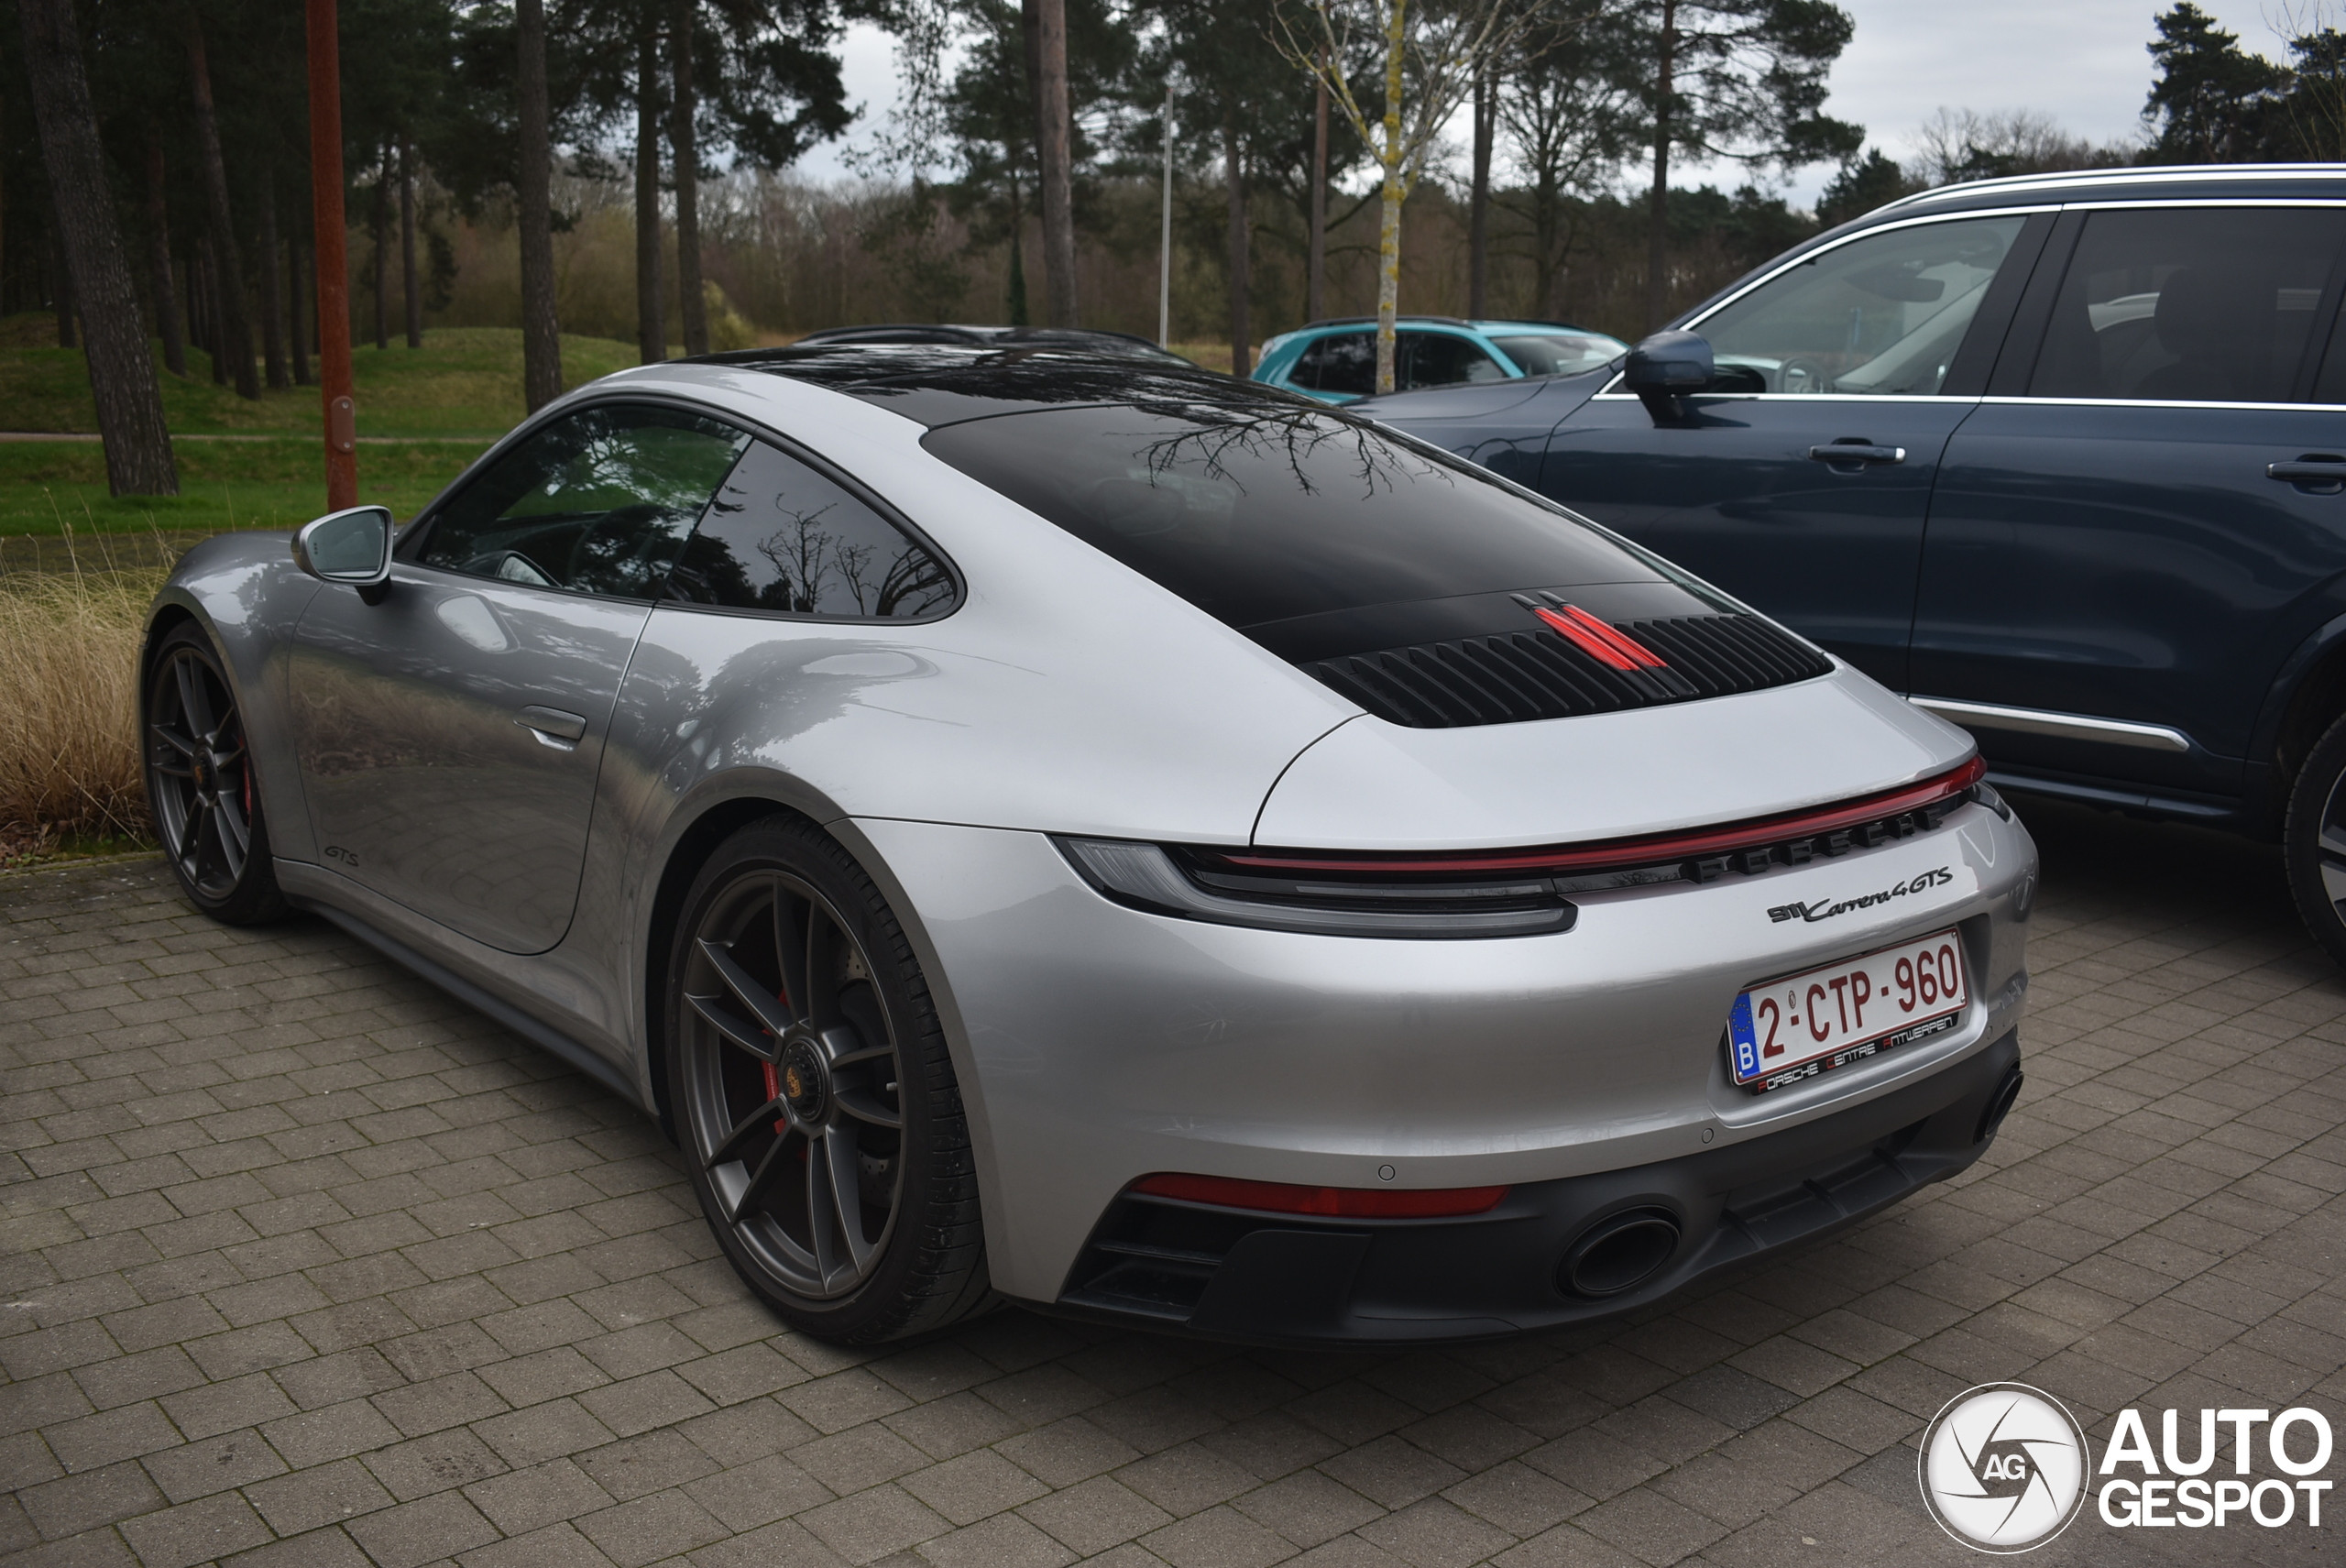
[688,343,1315,429]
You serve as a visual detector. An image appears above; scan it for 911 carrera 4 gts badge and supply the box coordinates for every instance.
[1769,865,1954,924]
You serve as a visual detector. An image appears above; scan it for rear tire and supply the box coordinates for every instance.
[143,623,289,925]
[2284,710,2346,967]
[665,816,993,1343]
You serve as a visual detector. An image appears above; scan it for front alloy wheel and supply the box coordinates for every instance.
[144,623,287,924]
[669,817,991,1341]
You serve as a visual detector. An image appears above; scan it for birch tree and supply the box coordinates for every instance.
[1279,0,1535,394]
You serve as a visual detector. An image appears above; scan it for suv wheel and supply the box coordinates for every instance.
[2284,710,2346,965]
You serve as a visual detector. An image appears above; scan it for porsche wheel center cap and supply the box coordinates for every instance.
[779,1039,828,1122]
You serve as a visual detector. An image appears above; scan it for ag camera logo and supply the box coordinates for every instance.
[1918,1383,2089,1552]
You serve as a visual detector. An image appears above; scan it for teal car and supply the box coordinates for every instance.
[1253,316,1628,403]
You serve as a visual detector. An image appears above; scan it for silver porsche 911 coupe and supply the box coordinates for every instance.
[143,345,2035,1347]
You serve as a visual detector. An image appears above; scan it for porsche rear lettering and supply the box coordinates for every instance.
[1769,865,1953,924]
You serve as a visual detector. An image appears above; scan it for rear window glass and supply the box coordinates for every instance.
[1288,333,1375,396]
[920,404,1657,630]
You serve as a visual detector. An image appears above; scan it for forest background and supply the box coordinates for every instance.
[11,0,2346,404]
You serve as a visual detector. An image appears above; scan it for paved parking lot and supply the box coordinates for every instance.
[3,796,2341,1568]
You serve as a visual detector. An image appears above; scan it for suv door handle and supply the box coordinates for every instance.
[516,707,587,748]
[2267,455,2346,491]
[1808,443,1905,465]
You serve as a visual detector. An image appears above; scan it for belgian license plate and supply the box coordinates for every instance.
[1728,929,1967,1092]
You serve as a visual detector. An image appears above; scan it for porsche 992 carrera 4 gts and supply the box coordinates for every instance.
[143,345,2036,1346]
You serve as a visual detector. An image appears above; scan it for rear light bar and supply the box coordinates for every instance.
[1130,1172,1509,1218]
[1221,756,1987,880]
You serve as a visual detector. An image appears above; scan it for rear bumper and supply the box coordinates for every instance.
[1032,1031,2021,1346]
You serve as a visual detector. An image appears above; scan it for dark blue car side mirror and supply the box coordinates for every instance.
[1623,331,1714,424]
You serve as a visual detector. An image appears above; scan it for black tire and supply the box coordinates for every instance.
[2286,709,2346,967]
[143,622,290,926]
[665,816,993,1343]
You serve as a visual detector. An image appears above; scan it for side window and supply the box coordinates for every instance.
[1290,332,1376,396]
[665,442,955,620]
[1402,333,1507,389]
[419,404,749,598]
[2031,206,2346,403]
[1696,214,2027,395]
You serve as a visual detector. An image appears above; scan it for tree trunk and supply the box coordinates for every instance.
[400,138,420,347]
[258,176,289,389]
[291,236,311,384]
[144,142,186,377]
[516,0,563,409]
[1469,63,1492,320]
[1222,115,1249,376]
[49,219,75,347]
[371,142,389,350]
[196,238,226,384]
[1373,0,1405,395]
[307,0,357,510]
[634,4,665,363]
[1034,0,1077,326]
[1006,177,1029,325]
[1644,0,1676,333]
[20,0,177,494]
[1308,47,1328,324]
[670,0,707,356]
[185,9,258,399]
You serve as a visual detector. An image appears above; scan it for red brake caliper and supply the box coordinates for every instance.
[761,989,790,1135]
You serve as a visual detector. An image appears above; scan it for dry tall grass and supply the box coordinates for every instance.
[0,533,162,856]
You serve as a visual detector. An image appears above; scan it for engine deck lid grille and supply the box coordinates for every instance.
[1305,598,1832,729]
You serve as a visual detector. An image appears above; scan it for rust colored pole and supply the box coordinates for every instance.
[307,0,356,510]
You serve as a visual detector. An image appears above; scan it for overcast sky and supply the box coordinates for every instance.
[794,0,2301,201]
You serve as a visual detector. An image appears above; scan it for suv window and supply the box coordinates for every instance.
[418,404,749,598]
[1290,332,1376,396]
[1490,333,1620,377]
[663,441,955,619]
[2030,206,2346,403]
[1402,332,1507,389]
[1697,214,2026,395]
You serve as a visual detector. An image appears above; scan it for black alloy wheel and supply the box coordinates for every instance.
[668,817,992,1342]
[144,623,288,925]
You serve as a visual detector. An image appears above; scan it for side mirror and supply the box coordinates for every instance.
[1623,331,1715,424]
[292,505,394,605]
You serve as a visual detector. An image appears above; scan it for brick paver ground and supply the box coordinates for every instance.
[3,797,2341,1568]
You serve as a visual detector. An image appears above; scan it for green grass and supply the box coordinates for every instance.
[0,439,492,536]
[0,323,645,536]
[0,323,642,438]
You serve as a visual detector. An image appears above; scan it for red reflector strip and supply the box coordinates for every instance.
[1222,756,1987,878]
[1130,1172,1509,1218]
[1559,603,1667,670]
[1532,606,1637,671]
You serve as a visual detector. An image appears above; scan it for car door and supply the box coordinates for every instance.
[1911,203,2346,798]
[1539,211,2045,690]
[287,401,750,953]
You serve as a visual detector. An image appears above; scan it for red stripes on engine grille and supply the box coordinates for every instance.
[1534,604,1668,672]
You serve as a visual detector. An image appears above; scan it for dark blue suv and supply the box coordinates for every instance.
[1358,165,2346,962]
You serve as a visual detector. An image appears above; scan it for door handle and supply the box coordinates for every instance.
[516,706,587,748]
[1808,443,1905,466]
[2267,455,2346,491]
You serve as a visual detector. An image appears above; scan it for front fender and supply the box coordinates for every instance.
[145,532,320,861]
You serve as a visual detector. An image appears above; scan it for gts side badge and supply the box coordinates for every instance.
[1770,865,1953,924]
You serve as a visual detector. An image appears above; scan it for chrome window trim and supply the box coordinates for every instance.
[1587,390,1979,403]
[2057,197,2346,211]
[1907,696,2193,753]
[1977,395,2332,411]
